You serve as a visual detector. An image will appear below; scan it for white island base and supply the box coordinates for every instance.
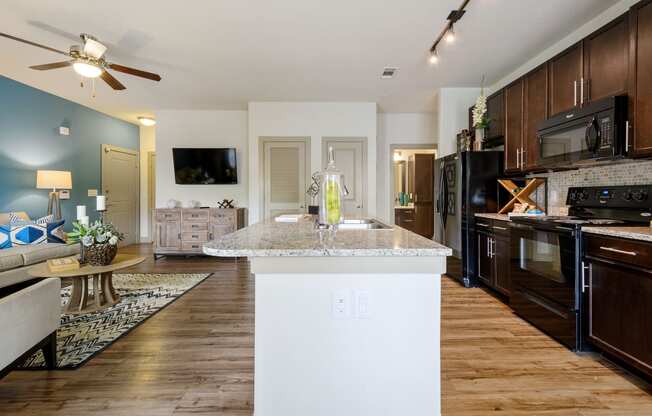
[252,256,445,416]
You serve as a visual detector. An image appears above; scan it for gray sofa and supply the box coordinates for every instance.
[0,212,80,378]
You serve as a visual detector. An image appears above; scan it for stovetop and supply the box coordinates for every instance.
[511,185,652,231]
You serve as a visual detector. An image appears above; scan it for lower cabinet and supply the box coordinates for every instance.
[476,218,511,297]
[395,208,416,232]
[584,235,652,377]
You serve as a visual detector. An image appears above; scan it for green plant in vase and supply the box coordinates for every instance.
[68,220,124,266]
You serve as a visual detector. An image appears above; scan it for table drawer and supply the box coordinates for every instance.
[210,211,236,225]
[182,209,209,222]
[585,235,652,269]
[182,222,208,232]
[155,209,181,221]
[181,242,203,252]
[182,231,208,243]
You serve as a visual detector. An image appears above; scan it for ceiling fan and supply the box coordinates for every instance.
[0,32,161,90]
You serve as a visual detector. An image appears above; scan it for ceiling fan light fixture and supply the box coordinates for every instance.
[73,61,102,78]
[138,116,156,126]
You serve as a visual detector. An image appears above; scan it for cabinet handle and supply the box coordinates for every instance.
[177,233,181,240]
[493,226,508,231]
[625,120,630,151]
[477,223,489,228]
[580,77,584,105]
[521,149,526,169]
[516,148,521,169]
[599,246,637,256]
[209,233,213,240]
[487,237,491,257]
[574,80,578,106]
[581,261,590,293]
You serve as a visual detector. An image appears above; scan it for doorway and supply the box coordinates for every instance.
[261,138,310,219]
[101,144,140,246]
[322,138,367,218]
[390,146,436,239]
[147,151,156,243]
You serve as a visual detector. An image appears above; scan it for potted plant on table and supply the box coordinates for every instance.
[472,75,491,150]
[68,220,124,266]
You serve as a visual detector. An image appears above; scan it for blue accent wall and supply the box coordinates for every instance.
[0,75,139,228]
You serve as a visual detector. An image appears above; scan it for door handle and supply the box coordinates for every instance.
[581,261,590,293]
[599,246,637,256]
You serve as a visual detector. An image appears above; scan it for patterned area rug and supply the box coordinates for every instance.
[20,273,212,369]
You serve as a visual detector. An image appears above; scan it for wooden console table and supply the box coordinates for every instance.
[153,207,246,258]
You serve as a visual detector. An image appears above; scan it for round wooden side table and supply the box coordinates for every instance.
[29,254,145,314]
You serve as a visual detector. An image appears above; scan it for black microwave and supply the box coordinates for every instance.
[537,95,628,168]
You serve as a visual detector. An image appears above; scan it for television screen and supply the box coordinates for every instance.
[172,148,238,184]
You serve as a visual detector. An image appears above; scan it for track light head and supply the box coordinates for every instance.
[429,51,439,65]
[445,26,456,43]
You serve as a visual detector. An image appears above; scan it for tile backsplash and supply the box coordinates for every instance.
[529,160,652,215]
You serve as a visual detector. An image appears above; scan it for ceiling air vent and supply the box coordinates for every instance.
[381,67,398,79]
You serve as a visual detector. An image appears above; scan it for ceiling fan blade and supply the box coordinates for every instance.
[108,63,161,81]
[29,61,73,70]
[100,70,126,90]
[0,32,70,56]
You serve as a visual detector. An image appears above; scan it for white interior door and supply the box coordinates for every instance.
[148,152,156,243]
[102,144,140,246]
[263,140,307,219]
[322,139,366,218]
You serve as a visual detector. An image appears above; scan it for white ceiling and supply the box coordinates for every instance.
[1,0,617,123]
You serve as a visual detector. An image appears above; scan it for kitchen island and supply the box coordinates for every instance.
[204,218,451,416]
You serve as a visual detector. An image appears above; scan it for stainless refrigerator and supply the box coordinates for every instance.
[435,151,504,287]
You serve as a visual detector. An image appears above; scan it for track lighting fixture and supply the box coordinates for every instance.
[428,0,470,65]
[429,50,439,65]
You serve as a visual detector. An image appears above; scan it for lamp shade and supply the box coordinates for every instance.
[36,170,72,190]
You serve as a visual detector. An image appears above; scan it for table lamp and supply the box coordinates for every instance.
[36,170,72,220]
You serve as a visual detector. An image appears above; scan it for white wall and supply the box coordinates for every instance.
[437,88,480,158]
[248,102,377,222]
[139,125,156,241]
[490,0,638,93]
[155,110,248,208]
[376,113,437,223]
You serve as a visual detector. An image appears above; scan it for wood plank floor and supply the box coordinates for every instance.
[0,244,651,415]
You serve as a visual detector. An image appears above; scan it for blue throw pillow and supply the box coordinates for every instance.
[0,225,10,249]
[47,219,66,244]
[7,222,47,246]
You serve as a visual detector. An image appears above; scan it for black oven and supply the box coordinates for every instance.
[509,222,581,350]
[537,95,628,168]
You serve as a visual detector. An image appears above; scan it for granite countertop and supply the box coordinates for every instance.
[474,213,511,222]
[582,226,652,243]
[203,218,452,257]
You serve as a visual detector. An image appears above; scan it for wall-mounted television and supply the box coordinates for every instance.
[172,148,237,185]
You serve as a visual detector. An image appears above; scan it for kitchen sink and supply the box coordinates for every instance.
[336,219,393,230]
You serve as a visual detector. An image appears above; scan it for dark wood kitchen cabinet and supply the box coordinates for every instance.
[395,208,416,232]
[413,153,434,239]
[629,0,652,157]
[549,43,583,115]
[583,14,629,103]
[486,90,505,140]
[584,234,652,378]
[475,218,511,297]
[523,64,548,170]
[504,79,524,173]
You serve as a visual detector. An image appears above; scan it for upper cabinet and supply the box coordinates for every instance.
[630,0,652,157]
[524,64,548,170]
[549,43,583,115]
[583,14,629,103]
[486,90,505,140]
[504,79,524,173]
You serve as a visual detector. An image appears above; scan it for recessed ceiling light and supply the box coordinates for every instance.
[138,116,156,126]
[381,67,398,79]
